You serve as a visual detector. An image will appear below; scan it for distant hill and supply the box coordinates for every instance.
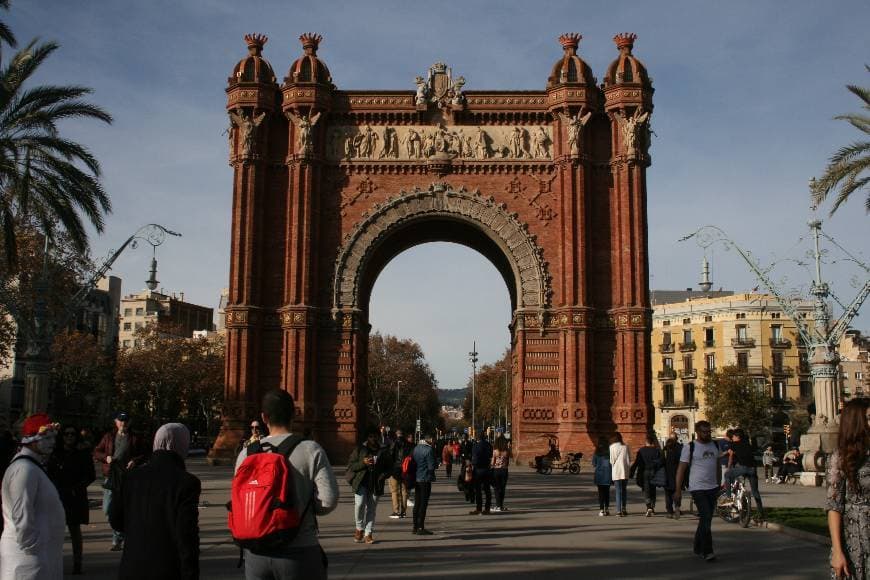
[437,388,467,406]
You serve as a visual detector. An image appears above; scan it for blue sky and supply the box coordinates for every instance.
[7,1,868,389]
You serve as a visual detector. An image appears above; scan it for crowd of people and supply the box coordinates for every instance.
[0,392,866,579]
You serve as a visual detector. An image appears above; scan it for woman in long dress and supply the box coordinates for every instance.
[826,398,869,579]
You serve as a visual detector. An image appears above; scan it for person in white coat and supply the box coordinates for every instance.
[1,413,65,579]
[609,432,631,517]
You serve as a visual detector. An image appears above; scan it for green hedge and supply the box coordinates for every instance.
[765,507,828,537]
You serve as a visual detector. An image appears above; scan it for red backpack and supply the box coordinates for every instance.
[402,454,416,487]
[227,435,307,553]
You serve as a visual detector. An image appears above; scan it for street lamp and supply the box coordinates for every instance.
[1,224,182,416]
[469,341,478,436]
[396,380,402,424]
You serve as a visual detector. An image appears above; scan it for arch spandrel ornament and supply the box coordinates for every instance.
[332,182,552,313]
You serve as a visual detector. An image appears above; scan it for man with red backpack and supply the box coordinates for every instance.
[232,389,339,580]
[387,429,412,520]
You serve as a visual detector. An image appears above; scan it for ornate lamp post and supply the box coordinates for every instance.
[1,224,181,417]
[469,342,478,436]
[680,221,869,484]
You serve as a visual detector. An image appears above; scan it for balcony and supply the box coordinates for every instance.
[657,368,677,380]
[679,341,697,352]
[736,365,767,376]
[731,337,756,348]
[703,339,715,348]
[769,338,792,349]
[658,343,675,354]
[658,399,699,410]
[770,366,794,377]
[679,369,698,379]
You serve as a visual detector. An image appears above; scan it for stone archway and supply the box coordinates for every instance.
[212,32,655,463]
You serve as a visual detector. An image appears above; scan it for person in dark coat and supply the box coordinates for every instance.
[109,423,200,580]
[347,427,391,544]
[662,436,683,518]
[629,433,663,517]
[48,425,96,575]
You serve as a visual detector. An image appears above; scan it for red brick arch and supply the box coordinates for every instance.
[210,32,654,463]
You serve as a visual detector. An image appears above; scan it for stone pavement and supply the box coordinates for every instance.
[68,459,830,579]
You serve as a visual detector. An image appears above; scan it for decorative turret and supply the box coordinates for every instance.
[229,34,277,86]
[604,33,651,88]
[547,33,596,88]
[285,33,333,86]
[282,33,334,119]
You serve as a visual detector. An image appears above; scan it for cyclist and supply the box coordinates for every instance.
[723,428,765,520]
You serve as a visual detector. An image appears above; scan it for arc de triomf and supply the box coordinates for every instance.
[211,31,654,462]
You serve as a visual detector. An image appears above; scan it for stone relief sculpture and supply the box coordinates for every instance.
[560,111,592,156]
[328,125,551,162]
[286,111,321,155]
[451,76,466,105]
[615,108,650,157]
[229,109,266,157]
[415,76,428,105]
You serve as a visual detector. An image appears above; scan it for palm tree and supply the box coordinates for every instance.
[811,67,870,215]
[0,28,112,269]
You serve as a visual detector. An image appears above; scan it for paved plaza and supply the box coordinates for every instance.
[62,458,832,579]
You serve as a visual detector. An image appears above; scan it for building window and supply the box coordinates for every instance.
[772,381,786,402]
[736,325,747,341]
[682,329,692,343]
[135,307,144,316]
[134,339,141,348]
[705,353,716,371]
[122,340,131,348]
[123,308,132,316]
[736,313,746,319]
[662,332,671,345]
[134,322,143,330]
[683,383,696,405]
[771,325,782,341]
[123,322,132,331]
[770,312,781,319]
[683,355,693,372]
[663,384,674,406]
[704,327,714,346]
[772,352,784,373]
[856,372,864,380]
[662,320,670,326]
[704,315,712,322]
[663,357,673,369]
[682,318,691,325]
[799,381,812,398]
[737,351,749,370]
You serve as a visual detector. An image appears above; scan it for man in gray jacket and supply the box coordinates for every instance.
[411,433,437,535]
[235,390,339,580]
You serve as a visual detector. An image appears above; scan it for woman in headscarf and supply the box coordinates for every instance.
[110,423,201,580]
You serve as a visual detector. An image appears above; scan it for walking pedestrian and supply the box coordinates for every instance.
[0,414,65,579]
[442,439,454,479]
[110,423,200,580]
[662,436,683,518]
[609,432,630,517]
[825,398,868,579]
[469,431,493,515]
[630,434,663,517]
[93,411,147,551]
[717,429,734,485]
[387,429,411,520]
[235,389,339,580]
[592,437,613,516]
[491,434,511,512]
[48,424,96,575]
[411,433,437,535]
[723,428,765,520]
[762,445,776,483]
[674,420,722,562]
[347,427,391,544]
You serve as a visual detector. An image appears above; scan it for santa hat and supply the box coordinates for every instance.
[21,413,59,444]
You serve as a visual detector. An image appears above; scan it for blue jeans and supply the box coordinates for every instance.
[102,485,124,546]
[725,465,763,510]
[614,479,628,513]
[353,486,379,534]
[691,488,718,556]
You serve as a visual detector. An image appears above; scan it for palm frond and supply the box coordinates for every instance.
[845,84,870,108]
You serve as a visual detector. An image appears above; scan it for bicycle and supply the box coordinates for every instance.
[716,475,753,528]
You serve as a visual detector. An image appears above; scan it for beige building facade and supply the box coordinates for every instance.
[651,292,816,443]
[839,329,869,400]
[119,290,213,348]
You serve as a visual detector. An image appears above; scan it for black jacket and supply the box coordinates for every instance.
[48,446,96,525]
[662,443,683,491]
[109,450,201,580]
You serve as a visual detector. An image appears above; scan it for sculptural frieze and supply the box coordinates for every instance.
[326,125,553,162]
[286,111,321,155]
[559,111,592,156]
[615,108,650,157]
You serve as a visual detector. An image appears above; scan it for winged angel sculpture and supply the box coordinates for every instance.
[559,111,592,156]
[287,111,322,155]
[229,109,266,157]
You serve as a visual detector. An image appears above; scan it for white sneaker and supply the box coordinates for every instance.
[599,510,605,517]
[407,499,414,507]
[492,506,501,512]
